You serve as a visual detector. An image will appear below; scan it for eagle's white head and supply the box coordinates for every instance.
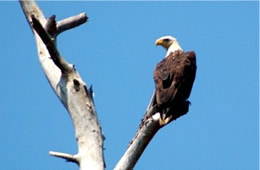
[155,35,183,57]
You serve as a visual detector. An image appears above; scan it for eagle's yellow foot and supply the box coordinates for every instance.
[159,114,173,126]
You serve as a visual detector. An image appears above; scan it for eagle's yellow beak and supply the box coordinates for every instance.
[155,39,164,46]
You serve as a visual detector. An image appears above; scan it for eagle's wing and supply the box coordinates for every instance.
[153,51,196,106]
[154,57,174,105]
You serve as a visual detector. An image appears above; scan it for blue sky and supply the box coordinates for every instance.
[0,1,258,170]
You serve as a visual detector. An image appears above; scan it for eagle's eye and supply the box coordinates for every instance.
[164,39,170,42]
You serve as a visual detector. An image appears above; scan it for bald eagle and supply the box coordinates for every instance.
[153,36,196,125]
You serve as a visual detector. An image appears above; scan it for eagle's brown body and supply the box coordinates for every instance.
[153,50,196,118]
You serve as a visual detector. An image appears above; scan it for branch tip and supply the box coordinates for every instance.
[49,151,79,164]
[56,12,88,35]
[45,15,57,36]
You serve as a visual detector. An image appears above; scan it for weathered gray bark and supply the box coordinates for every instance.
[114,112,161,170]
[114,92,188,170]
[114,93,161,170]
[19,1,105,170]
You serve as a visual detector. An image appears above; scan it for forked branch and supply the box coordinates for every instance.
[20,1,189,170]
[31,15,72,73]
[19,1,105,170]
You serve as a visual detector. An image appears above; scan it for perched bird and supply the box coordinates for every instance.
[153,36,197,125]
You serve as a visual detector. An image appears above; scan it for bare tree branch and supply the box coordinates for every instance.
[19,1,105,170]
[31,15,72,73]
[49,151,79,164]
[115,91,189,170]
[57,13,88,35]
[114,112,160,170]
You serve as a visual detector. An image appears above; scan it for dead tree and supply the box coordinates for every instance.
[20,1,190,170]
